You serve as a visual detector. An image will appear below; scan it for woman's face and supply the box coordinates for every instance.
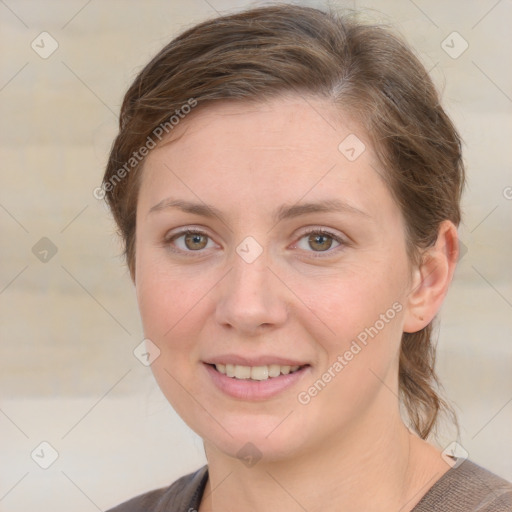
[135,96,415,461]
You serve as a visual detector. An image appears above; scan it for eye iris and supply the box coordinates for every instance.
[185,232,207,250]
[309,233,333,251]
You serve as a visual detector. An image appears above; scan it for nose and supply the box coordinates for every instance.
[214,246,289,336]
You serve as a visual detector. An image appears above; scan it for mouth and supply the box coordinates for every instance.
[203,361,311,400]
[208,363,307,381]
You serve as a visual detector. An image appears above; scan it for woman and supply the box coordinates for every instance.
[102,5,512,511]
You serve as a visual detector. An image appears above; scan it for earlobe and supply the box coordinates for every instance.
[402,220,459,334]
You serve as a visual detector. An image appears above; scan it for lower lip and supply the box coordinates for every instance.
[204,363,310,400]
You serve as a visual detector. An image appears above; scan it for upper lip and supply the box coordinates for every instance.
[204,355,309,367]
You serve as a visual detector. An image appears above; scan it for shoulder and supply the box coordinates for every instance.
[413,458,512,512]
[106,465,208,512]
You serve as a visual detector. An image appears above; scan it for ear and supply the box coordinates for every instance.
[402,220,459,334]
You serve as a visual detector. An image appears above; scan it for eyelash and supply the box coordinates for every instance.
[164,227,347,258]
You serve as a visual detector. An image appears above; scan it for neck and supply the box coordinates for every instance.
[199,402,449,512]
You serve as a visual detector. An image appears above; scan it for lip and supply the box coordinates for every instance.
[204,362,311,401]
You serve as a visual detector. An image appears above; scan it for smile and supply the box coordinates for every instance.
[213,363,304,381]
[204,362,311,400]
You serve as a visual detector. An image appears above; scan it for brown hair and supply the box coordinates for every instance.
[103,4,464,440]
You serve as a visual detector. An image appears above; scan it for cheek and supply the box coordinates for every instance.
[294,274,405,421]
[135,250,221,389]
[135,259,208,419]
[136,244,202,338]
[136,268,171,339]
[288,258,407,398]
[291,259,405,337]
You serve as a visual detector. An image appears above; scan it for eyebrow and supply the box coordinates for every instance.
[148,197,371,224]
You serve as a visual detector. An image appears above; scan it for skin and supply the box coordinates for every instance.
[134,95,459,512]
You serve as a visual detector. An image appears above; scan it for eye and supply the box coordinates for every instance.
[164,227,346,257]
[165,229,216,253]
[294,229,344,255]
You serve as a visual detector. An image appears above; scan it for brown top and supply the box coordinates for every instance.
[107,458,512,511]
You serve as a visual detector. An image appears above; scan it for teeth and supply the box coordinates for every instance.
[214,363,303,380]
[236,365,252,379]
[226,364,236,377]
[268,364,281,378]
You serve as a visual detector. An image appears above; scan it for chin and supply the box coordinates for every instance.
[204,431,304,465]
[194,411,315,465]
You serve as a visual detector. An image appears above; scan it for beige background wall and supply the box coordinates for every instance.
[1,0,511,510]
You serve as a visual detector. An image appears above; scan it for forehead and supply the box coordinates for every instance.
[138,95,395,222]
[153,95,367,163]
